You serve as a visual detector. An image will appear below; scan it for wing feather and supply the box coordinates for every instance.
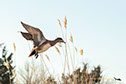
[20,32,32,40]
[21,22,46,46]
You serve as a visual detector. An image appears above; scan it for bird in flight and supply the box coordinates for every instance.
[114,77,121,81]
[20,22,65,58]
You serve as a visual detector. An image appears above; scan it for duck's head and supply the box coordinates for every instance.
[55,37,66,43]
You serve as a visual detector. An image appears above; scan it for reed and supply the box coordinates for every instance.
[6,58,10,70]
[55,46,61,55]
[45,54,50,62]
[80,49,83,55]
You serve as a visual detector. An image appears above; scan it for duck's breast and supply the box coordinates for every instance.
[38,42,51,53]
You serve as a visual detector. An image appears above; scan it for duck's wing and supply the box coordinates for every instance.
[20,32,33,40]
[21,22,46,46]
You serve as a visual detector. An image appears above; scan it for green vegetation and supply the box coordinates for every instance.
[0,45,15,84]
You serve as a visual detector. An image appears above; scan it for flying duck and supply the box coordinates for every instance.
[114,77,121,81]
[20,22,65,58]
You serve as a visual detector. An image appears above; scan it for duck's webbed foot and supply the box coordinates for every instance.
[35,54,39,59]
[35,50,39,59]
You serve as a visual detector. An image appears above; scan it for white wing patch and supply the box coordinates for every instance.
[38,40,46,46]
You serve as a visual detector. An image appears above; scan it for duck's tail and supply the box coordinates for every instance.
[29,47,38,57]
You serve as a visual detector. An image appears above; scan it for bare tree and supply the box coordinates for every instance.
[17,58,47,84]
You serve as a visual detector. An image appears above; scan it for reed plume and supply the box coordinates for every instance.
[55,46,61,55]
[63,16,67,29]
[45,54,50,62]
[30,66,35,72]
[6,58,9,69]
[57,19,62,28]
[80,49,83,55]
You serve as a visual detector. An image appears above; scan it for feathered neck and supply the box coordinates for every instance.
[49,39,58,46]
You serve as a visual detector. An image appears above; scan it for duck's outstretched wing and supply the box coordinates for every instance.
[20,32,33,40]
[21,22,46,46]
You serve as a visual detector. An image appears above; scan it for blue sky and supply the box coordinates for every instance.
[0,0,126,82]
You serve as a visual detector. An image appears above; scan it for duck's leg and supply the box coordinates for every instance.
[35,54,38,59]
[35,50,39,59]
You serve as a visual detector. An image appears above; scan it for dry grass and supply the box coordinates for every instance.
[57,19,62,28]
[69,33,73,43]
[6,58,10,69]
[13,43,16,52]
[30,66,35,73]
[80,49,83,55]
[5,56,12,84]
[55,46,61,55]
[63,16,67,29]
[74,46,77,53]
[45,54,50,62]
[12,70,16,78]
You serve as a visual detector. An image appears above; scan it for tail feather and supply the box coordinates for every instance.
[29,48,36,57]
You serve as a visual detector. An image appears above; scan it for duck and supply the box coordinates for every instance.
[114,77,121,81]
[20,22,65,58]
